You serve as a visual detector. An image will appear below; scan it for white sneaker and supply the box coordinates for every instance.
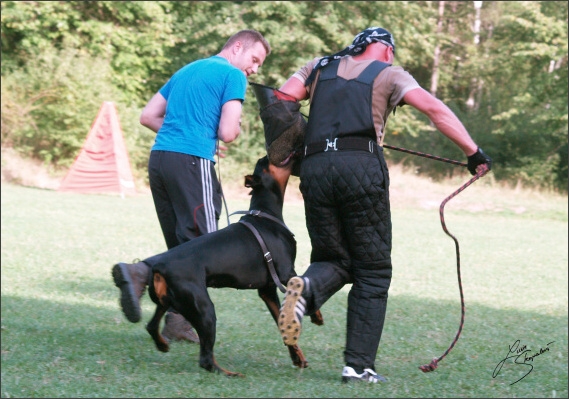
[342,366,387,383]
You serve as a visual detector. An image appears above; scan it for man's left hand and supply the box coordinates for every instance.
[467,147,492,175]
[216,144,228,158]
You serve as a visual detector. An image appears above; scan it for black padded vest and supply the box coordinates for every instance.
[305,59,390,144]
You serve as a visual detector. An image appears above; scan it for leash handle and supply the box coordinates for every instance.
[419,164,489,372]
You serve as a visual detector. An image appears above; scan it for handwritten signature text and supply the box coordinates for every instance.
[493,339,555,385]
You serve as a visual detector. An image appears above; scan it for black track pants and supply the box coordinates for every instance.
[148,151,222,249]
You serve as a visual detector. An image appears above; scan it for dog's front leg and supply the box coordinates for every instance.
[309,309,324,326]
[172,287,243,377]
[207,355,245,378]
[258,287,309,368]
[195,315,244,377]
[286,344,308,368]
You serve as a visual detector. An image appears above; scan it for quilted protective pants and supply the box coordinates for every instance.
[299,148,392,371]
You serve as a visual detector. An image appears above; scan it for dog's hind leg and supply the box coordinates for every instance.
[146,305,169,352]
[258,286,309,368]
[146,272,170,352]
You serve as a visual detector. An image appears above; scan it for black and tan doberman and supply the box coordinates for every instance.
[145,156,323,376]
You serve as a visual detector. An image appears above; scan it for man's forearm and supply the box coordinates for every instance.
[430,110,478,156]
[141,117,164,134]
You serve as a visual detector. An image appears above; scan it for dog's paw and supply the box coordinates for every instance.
[156,341,170,353]
[293,359,309,369]
[309,310,324,326]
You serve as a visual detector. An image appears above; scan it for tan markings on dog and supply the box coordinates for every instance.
[212,355,244,377]
[268,163,292,197]
[153,273,168,305]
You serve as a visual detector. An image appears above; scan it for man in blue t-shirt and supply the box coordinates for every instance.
[120,29,270,344]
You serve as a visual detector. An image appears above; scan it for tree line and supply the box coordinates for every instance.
[1,1,567,191]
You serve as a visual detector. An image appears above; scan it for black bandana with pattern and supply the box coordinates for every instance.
[305,27,396,86]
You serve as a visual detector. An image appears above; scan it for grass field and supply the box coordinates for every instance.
[1,168,567,398]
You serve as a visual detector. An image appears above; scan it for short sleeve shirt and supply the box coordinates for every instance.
[152,55,247,162]
[292,56,420,145]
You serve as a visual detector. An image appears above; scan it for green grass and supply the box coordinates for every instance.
[1,179,567,398]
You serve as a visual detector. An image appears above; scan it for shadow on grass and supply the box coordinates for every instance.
[1,285,567,398]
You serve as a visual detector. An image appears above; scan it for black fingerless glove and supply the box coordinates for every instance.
[467,147,492,175]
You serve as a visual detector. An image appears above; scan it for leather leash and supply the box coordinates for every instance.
[229,210,292,293]
[383,143,468,167]
[418,163,490,372]
[382,143,491,371]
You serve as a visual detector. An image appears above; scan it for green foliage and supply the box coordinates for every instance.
[1,1,175,105]
[485,1,568,190]
[384,1,568,190]
[1,47,125,166]
[1,1,567,191]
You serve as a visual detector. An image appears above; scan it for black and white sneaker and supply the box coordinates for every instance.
[342,366,387,383]
[279,277,306,345]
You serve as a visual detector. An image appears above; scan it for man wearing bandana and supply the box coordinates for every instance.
[113,30,270,345]
[276,27,492,383]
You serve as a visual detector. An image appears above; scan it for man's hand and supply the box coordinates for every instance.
[467,147,492,175]
[216,143,228,158]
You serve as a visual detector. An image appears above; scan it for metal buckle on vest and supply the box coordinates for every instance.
[325,138,338,152]
[369,140,374,153]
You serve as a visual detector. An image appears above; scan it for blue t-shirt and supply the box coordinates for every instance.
[152,56,247,162]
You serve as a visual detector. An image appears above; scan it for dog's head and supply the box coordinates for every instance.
[244,156,276,195]
[244,156,288,214]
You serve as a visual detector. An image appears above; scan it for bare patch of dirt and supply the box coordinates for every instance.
[0,147,493,207]
[1,147,65,190]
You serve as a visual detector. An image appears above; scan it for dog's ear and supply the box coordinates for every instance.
[244,174,262,188]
